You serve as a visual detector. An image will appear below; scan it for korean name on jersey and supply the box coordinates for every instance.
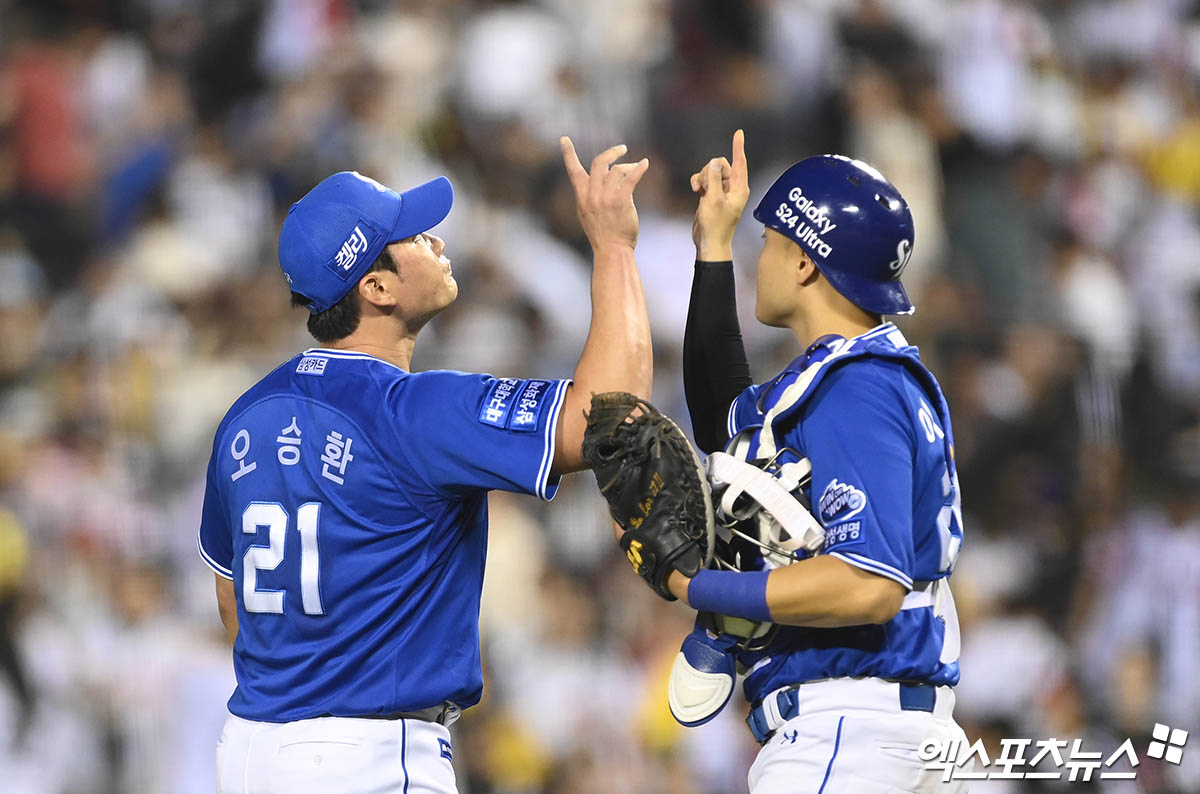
[198,350,569,722]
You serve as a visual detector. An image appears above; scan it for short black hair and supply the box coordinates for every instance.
[291,247,398,343]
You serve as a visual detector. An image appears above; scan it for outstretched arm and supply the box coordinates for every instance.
[665,557,905,628]
[683,130,753,453]
[667,365,917,627]
[552,139,653,475]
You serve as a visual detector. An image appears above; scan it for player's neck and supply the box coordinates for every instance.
[324,311,430,370]
[788,295,880,350]
[325,331,418,371]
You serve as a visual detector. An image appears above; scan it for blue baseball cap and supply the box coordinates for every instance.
[279,171,454,312]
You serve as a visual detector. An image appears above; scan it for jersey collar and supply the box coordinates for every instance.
[302,348,408,372]
[855,321,907,348]
[803,334,845,368]
[756,323,905,412]
[799,322,903,368]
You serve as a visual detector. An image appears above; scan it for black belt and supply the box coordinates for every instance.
[358,701,461,727]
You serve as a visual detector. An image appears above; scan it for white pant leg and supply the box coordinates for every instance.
[216,714,458,794]
[748,710,971,794]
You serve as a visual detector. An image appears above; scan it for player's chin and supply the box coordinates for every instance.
[754,302,783,327]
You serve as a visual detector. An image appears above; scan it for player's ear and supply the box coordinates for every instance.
[357,270,398,310]
[795,247,820,287]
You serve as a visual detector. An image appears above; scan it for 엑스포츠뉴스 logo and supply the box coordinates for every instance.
[818,479,867,526]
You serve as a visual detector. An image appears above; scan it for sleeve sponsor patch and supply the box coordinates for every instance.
[296,355,328,376]
[817,479,867,526]
[478,378,524,428]
[824,521,862,548]
[507,380,552,432]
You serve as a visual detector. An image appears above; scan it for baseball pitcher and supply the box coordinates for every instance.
[198,140,652,794]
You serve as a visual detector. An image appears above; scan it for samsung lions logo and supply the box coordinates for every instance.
[888,238,912,276]
[818,479,867,526]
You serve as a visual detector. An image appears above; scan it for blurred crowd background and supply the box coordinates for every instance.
[0,0,1198,792]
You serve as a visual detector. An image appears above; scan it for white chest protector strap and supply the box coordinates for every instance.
[707,452,825,555]
[902,580,934,610]
[897,579,961,664]
[755,343,852,460]
[935,577,961,663]
[756,370,822,461]
[755,327,912,460]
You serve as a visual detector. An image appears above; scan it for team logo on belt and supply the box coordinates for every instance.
[818,479,867,526]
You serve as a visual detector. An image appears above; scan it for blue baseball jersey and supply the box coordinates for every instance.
[197,348,569,722]
[725,324,964,703]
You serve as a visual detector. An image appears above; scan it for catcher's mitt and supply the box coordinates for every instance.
[582,392,714,600]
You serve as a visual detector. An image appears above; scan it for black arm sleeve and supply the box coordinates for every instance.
[683,260,753,453]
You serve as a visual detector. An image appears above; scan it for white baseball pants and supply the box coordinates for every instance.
[748,679,971,794]
[216,713,457,794]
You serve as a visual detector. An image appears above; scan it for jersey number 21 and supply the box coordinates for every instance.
[241,502,324,615]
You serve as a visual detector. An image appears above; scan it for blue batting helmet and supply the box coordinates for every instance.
[752,155,915,315]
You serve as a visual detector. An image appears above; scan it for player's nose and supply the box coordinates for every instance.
[429,234,445,256]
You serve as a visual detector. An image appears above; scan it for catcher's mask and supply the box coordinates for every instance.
[701,431,826,651]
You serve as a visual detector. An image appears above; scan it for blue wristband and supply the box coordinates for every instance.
[687,569,772,623]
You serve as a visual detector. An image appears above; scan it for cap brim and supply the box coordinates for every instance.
[389,176,454,241]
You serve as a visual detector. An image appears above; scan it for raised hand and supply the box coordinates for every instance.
[561,138,650,252]
[690,129,750,261]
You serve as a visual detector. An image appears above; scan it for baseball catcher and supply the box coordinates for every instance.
[595,130,973,794]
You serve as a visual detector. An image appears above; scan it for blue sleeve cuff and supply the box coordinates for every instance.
[688,569,772,623]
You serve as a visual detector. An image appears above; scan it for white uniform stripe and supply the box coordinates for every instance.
[197,534,234,579]
[828,551,914,590]
[535,380,570,501]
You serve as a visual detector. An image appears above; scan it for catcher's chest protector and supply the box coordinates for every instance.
[728,325,963,578]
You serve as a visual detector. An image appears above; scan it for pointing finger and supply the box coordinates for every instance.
[731,129,748,187]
